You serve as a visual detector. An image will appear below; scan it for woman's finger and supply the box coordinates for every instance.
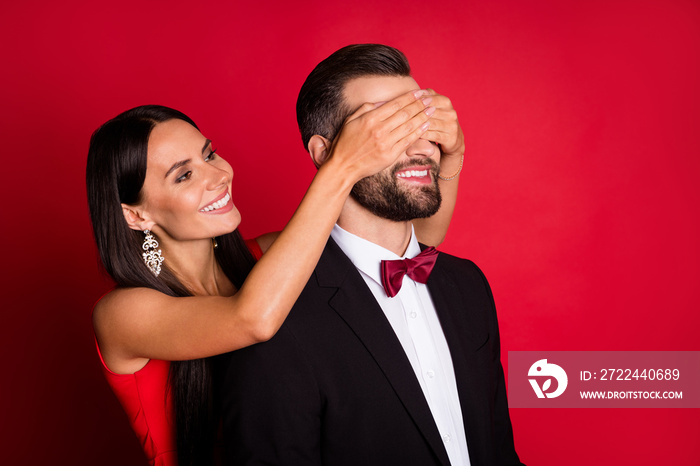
[391,118,432,155]
[343,89,427,124]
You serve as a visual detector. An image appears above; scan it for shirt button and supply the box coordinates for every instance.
[426,370,435,379]
[409,311,417,319]
[443,433,452,443]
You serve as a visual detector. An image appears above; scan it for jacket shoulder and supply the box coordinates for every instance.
[432,250,497,317]
[435,250,491,285]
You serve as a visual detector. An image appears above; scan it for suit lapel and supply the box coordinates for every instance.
[316,239,451,466]
[426,256,490,465]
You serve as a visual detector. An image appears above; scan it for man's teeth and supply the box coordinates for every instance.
[201,193,230,212]
[396,169,428,178]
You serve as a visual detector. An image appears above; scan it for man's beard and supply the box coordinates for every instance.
[350,158,442,222]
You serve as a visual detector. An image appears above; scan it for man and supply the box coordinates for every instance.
[216,44,523,466]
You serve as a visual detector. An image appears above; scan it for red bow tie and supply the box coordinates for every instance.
[380,247,439,298]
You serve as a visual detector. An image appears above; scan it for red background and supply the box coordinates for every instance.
[1,1,698,464]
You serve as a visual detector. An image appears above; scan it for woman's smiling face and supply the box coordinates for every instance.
[131,118,241,242]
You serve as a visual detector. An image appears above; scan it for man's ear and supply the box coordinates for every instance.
[121,204,155,232]
[307,135,332,168]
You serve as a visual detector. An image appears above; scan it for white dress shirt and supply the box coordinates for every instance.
[330,224,471,466]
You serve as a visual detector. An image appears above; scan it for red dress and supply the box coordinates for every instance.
[96,239,264,466]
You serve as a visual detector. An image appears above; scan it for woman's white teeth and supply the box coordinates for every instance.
[397,169,428,178]
[201,193,230,212]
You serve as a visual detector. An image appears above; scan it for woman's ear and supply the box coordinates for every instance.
[307,135,332,169]
[121,204,155,231]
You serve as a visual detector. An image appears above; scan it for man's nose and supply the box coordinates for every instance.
[406,138,436,158]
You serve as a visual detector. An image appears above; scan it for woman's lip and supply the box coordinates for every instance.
[200,191,232,213]
[201,197,235,215]
[200,190,229,210]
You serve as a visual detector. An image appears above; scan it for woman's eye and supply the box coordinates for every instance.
[176,171,192,183]
[205,148,217,161]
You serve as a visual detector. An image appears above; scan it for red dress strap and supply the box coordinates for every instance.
[245,238,263,260]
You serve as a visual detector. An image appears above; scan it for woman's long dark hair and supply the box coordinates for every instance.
[86,105,256,466]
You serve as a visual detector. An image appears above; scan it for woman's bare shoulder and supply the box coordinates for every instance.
[93,287,170,334]
[93,287,167,373]
[95,287,164,313]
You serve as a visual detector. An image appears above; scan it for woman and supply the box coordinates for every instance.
[87,92,463,465]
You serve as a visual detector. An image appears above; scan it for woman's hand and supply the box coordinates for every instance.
[326,89,435,181]
[412,89,465,246]
[420,89,465,169]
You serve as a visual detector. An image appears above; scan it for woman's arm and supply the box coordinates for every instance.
[95,90,433,373]
[412,89,465,246]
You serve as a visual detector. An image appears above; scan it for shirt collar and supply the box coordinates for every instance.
[330,224,422,286]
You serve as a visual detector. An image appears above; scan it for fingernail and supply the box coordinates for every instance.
[424,106,436,117]
[420,121,430,131]
[421,96,433,107]
[374,101,387,107]
[413,89,426,99]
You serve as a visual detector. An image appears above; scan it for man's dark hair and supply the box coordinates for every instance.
[296,44,411,150]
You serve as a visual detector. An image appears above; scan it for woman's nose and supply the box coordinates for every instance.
[406,138,437,158]
[207,166,231,190]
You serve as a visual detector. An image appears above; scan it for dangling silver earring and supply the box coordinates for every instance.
[142,230,164,277]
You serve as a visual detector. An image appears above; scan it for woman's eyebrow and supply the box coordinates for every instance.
[165,159,191,179]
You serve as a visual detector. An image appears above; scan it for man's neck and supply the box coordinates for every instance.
[336,197,413,256]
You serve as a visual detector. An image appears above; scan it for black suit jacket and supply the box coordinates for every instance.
[215,239,523,466]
